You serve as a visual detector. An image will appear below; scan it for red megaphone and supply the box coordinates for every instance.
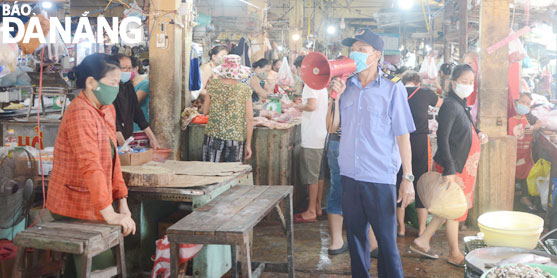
[301,52,356,99]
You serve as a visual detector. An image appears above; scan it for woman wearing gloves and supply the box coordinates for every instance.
[47,53,136,277]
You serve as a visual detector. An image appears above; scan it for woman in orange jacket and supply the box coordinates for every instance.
[46,53,135,276]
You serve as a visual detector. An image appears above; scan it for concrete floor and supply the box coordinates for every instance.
[251,218,477,278]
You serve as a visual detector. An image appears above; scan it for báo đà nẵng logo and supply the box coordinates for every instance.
[1,3,142,44]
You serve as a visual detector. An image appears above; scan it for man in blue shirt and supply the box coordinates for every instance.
[331,29,416,278]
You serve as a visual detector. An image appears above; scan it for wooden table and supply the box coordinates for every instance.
[126,162,253,278]
[168,185,294,278]
[183,124,301,186]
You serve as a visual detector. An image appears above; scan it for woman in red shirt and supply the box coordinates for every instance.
[47,53,135,276]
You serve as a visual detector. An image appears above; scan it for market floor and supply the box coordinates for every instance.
[250,217,477,278]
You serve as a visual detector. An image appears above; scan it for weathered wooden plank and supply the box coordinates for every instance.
[90,266,117,278]
[218,187,291,233]
[192,187,270,234]
[146,160,251,176]
[37,222,113,237]
[64,221,121,231]
[19,226,102,243]
[168,186,256,234]
[14,234,83,254]
[122,165,175,186]
[168,233,244,246]
[82,255,92,278]
[88,229,121,256]
[114,237,126,277]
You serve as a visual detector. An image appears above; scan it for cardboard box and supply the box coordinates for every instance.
[119,149,153,166]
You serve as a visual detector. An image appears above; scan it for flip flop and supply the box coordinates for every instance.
[294,213,316,223]
[447,258,465,268]
[370,248,379,258]
[409,243,439,259]
[328,241,349,256]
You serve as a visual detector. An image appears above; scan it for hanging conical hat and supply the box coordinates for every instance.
[417,172,467,220]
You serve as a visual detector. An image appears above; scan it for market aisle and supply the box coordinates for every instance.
[251,218,477,278]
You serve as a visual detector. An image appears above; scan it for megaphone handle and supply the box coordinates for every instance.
[331,74,351,100]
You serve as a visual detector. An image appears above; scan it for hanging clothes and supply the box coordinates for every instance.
[190,57,201,91]
[231,37,251,67]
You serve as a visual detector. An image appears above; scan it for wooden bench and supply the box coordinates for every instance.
[12,221,126,278]
[167,185,294,278]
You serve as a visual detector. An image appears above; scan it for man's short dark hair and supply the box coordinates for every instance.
[401,70,422,85]
[293,55,306,68]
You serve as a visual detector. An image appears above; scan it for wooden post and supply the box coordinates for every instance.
[458,0,468,58]
[148,0,183,159]
[443,1,452,61]
[469,0,516,227]
[288,0,304,52]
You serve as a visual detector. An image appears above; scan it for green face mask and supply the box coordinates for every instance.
[93,81,119,105]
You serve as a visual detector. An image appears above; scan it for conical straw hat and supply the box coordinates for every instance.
[417,172,467,220]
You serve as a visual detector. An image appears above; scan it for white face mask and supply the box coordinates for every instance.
[454,83,474,98]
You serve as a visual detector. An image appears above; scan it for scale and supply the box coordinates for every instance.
[265,94,282,114]
[25,72,70,120]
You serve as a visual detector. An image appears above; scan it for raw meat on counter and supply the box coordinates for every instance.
[253,116,294,129]
[273,113,292,123]
[259,110,280,119]
[282,107,302,118]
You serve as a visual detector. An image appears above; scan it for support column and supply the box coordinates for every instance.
[469,0,516,227]
[458,0,468,58]
[443,1,453,61]
[288,0,304,52]
[148,0,183,159]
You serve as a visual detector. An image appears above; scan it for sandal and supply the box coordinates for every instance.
[328,241,349,255]
[447,258,465,268]
[409,243,439,259]
[370,248,379,258]
[294,213,316,223]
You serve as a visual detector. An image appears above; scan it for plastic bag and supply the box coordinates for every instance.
[46,24,68,62]
[419,56,438,80]
[508,30,527,63]
[277,57,294,86]
[527,159,551,199]
[0,24,19,76]
[121,1,145,47]
[545,110,557,131]
[17,14,50,55]
[151,235,202,278]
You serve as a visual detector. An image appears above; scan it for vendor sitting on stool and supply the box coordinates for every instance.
[112,53,160,148]
[47,53,136,278]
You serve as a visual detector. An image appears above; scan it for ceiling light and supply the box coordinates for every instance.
[425,44,432,52]
[327,25,336,35]
[42,1,52,9]
[398,0,413,10]
[292,33,300,41]
[277,46,283,51]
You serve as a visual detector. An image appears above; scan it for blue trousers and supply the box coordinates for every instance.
[341,176,403,278]
[326,139,342,215]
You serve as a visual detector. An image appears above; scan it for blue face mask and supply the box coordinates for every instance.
[516,103,530,115]
[349,51,370,73]
[120,72,132,83]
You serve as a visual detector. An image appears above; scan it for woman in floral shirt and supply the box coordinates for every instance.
[202,54,254,162]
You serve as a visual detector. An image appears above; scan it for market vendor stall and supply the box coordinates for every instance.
[124,160,253,278]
